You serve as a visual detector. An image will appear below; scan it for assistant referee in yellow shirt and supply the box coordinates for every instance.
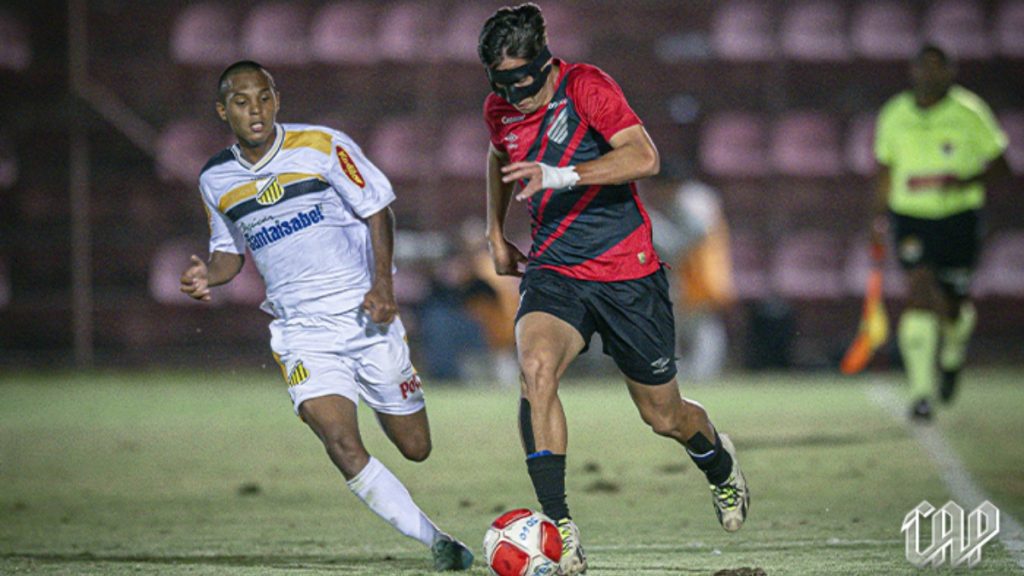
[872,44,1011,421]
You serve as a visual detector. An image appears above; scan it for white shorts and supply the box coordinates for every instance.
[269,309,425,416]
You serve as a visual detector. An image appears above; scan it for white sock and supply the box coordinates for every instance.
[346,456,441,547]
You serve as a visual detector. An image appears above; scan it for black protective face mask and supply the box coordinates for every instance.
[487,46,553,105]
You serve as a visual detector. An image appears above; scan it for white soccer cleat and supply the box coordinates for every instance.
[709,433,749,532]
[556,518,588,575]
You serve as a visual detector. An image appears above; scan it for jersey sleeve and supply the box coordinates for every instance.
[200,180,246,256]
[968,100,1009,164]
[572,67,642,141]
[483,96,507,154]
[325,132,396,219]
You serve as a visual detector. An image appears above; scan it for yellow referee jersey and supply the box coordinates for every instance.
[875,86,1008,219]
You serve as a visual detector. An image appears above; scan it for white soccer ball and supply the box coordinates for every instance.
[483,508,563,576]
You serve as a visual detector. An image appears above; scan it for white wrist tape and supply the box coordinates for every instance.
[539,163,580,190]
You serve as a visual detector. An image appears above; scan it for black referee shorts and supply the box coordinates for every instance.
[891,209,983,298]
[515,267,677,385]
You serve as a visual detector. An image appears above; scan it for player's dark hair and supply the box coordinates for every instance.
[915,44,951,66]
[217,60,275,102]
[478,3,547,68]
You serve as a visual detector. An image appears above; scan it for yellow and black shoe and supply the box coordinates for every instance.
[709,434,749,532]
[556,518,588,575]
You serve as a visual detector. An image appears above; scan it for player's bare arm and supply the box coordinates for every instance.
[362,206,398,324]
[502,124,659,201]
[944,153,1012,190]
[486,143,527,277]
[179,251,244,302]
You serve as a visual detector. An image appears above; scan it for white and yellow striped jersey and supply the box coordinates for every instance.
[199,123,395,319]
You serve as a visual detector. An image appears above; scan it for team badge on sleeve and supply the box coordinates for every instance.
[335,145,366,188]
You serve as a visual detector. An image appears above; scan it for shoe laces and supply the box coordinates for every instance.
[557,520,576,554]
[711,477,741,510]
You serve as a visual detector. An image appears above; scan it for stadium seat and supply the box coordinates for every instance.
[730,231,770,300]
[850,1,919,60]
[780,1,851,61]
[0,8,30,72]
[844,113,878,176]
[710,1,776,61]
[368,117,433,180]
[771,230,846,299]
[975,231,1024,297]
[241,2,311,66]
[540,3,590,60]
[995,0,1024,58]
[770,111,842,177]
[699,112,770,178]
[377,1,439,61]
[149,239,216,306]
[310,2,379,65]
[442,3,497,62]
[155,119,232,184]
[843,236,908,298]
[170,2,238,66]
[440,114,489,178]
[923,0,991,59]
[998,111,1024,175]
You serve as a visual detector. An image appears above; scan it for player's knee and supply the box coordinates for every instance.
[320,428,366,465]
[518,352,559,397]
[398,435,432,462]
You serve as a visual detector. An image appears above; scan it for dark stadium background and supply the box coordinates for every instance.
[1,0,1022,372]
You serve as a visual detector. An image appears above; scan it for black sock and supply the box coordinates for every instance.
[526,453,569,521]
[685,431,733,486]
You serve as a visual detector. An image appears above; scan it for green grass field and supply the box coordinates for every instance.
[2,369,1022,575]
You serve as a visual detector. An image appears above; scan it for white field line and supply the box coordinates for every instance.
[868,383,1024,571]
[587,538,900,552]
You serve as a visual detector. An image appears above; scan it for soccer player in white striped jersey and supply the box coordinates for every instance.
[179,61,473,571]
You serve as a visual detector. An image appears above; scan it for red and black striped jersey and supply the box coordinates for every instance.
[484,60,661,282]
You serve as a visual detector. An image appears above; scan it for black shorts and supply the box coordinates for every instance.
[891,209,983,297]
[515,267,677,385]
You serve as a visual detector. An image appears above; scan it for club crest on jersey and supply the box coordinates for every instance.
[256,176,285,205]
[547,106,569,144]
[335,145,366,188]
[287,361,310,387]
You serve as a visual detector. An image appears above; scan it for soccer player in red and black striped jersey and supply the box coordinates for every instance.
[479,5,749,573]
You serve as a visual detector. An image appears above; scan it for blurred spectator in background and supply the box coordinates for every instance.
[418,219,519,385]
[872,44,1011,422]
[670,181,735,382]
[459,218,520,386]
[417,239,493,382]
[651,180,735,382]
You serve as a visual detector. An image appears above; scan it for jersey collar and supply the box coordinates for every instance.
[231,123,285,172]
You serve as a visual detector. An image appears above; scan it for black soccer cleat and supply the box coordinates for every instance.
[939,369,960,404]
[909,398,933,423]
[431,533,474,571]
